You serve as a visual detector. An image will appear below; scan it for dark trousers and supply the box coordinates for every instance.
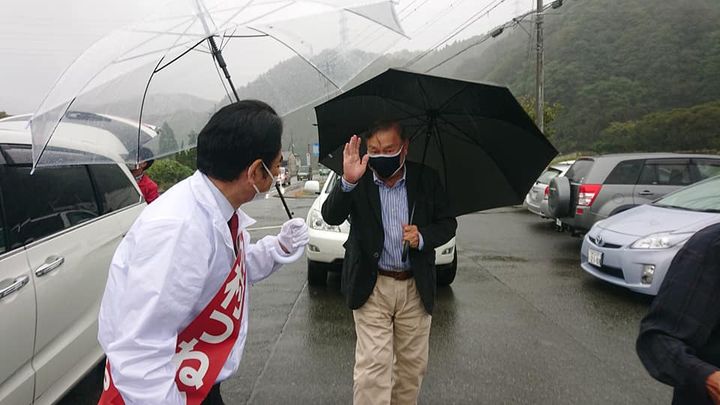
[201,383,225,405]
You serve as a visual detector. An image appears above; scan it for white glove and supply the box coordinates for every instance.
[277,218,310,252]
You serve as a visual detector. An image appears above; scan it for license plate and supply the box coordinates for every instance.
[555,218,562,227]
[588,249,603,267]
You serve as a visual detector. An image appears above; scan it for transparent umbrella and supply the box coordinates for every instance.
[30,0,406,172]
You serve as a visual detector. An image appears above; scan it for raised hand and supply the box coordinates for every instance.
[342,134,369,184]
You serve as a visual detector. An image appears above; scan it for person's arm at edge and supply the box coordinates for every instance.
[636,228,720,395]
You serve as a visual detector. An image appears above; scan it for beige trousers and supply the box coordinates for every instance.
[352,275,432,405]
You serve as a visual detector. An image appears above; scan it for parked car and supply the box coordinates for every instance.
[525,160,574,218]
[0,117,145,404]
[4,112,160,154]
[277,166,291,186]
[297,165,312,181]
[580,175,720,295]
[548,153,720,234]
[305,172,458,286]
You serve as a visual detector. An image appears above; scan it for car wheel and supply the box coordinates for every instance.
[436,251,457,286]
[308,259,328,286]
[548,176,571,218]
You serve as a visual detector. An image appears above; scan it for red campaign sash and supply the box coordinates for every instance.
[99,233,247,405]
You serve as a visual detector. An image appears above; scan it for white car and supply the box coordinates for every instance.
[525,160,574,218]
[0,116,145,404]
[305,172,458,286]
[277,166,291,186]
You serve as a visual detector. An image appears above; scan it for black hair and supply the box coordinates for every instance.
[367,120,406,141]
[138,147,154,170]
[196,100,282,182]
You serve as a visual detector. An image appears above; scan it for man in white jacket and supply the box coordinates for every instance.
[98,100,309,405]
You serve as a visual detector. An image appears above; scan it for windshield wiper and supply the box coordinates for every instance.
[697,208,720,213]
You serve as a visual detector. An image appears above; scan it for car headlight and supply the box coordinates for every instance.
[630,232,694,249]
[308,209,342,232]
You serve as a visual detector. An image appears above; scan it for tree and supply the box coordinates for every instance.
[174,148,197,171]
[517,96,563,142]
[146,159,193,192]
[0,111,8,119]
[594,100,720,153]
[158,122,179,152]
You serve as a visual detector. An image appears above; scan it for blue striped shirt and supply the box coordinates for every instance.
[341,169,424,271]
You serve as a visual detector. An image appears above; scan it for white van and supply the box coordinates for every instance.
[0,117,145,404]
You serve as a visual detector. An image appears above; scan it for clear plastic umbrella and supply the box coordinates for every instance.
[30,0,405,169]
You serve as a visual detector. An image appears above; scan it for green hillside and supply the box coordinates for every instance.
[427,0,720,153]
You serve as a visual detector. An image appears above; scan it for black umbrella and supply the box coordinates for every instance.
[315,68,558,218]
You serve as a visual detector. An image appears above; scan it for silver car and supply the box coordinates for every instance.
[525,161,573,218]
[549,153,720,234]
[580,175,720,295]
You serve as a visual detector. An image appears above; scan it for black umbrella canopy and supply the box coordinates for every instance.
[315,68,558,217]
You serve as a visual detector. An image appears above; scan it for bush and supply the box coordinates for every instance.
[146,159,194,192]
[594,100,720,153]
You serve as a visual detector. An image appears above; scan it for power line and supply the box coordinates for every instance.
[422,1,563,74]
[403,0,511,68]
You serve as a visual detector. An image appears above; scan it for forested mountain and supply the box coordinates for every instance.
[418,0,720,153]
[276,0,720,154]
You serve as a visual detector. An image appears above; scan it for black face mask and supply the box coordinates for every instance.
[368,148,404,179]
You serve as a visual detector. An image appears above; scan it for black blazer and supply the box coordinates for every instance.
[321,162,457,314]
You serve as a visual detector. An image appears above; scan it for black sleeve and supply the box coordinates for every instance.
[417,168,457,250]
[636,225,720,393]
[321,177,354,226]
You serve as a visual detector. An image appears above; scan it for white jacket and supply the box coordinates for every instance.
[98,171,300,404]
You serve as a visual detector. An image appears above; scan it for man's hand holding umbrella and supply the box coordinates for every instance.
[403,225,421,249]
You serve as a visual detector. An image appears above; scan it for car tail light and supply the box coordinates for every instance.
[543,186,549,200]
[577,184,602,207]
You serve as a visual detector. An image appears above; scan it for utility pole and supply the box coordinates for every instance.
[535,0,544,133]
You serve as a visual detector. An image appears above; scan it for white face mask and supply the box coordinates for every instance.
[251,161,276,201]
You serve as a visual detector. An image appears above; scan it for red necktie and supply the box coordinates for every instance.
[228,212,239,255]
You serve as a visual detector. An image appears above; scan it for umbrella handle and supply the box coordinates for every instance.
[402,241,410,262]
[402,203,416,262]
[276,183,294,219]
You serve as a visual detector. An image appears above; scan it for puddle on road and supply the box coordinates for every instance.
[470,254,529,263]
[550,257,577,267]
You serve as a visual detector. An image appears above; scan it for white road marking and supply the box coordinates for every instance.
[247,225,284,231]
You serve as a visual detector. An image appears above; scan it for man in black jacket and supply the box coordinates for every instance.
[322,122,456,405]
[636,222,720,405]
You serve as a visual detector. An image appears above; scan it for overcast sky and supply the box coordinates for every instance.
[0,0,534,115]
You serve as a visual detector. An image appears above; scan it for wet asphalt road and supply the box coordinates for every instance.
[61,186,672,404]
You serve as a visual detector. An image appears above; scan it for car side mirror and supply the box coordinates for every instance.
[304,180,321,194]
